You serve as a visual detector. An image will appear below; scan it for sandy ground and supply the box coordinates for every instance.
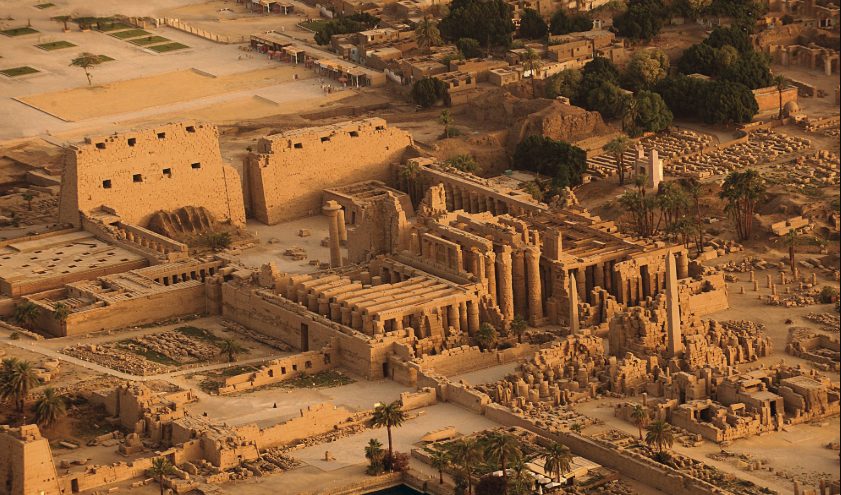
[17,66,313,121]
[236,216,342,274]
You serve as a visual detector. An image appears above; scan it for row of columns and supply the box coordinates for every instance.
[495,245,543,325]
[440,181,532,217]
[120,229,172,255]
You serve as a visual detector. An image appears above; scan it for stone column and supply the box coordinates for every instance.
[569,272,579,334]
[576,268,586,302]
[594,262,604,290]
[485,251,497,304]
[677,251,689,280]
[323,201,343,268]
[336,208,347,243]
[448,305,460,332]
[467,300,480,335]
[526,246,543,326]
[459,301,468,331]
[512,249,528,317]
[666,251,683,357]
[497,248,514,321]
[453,186,463,210]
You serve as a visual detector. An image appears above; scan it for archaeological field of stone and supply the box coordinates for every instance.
[0,0,838,495]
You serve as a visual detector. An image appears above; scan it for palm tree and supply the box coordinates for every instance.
[644,420,674,454]
[23,192,34,211]
[217,338,245,362]
[430,449,451,484]
[69,52,103,85]
[439,109,453,139]
[365,438,385,465]
[622,96,640,138]
[148,457,176,495]
[522,48,542,97]
[509,315,527,344]
[415,18,442,52]
[772,74,790,119]
[53,302,70,336]
[719,169,765,242]
[686,183,705,254]
[630,404,649,440]
[541,441,572,484]
[523,181,543,202]
[399,161,424,208]
[508,459,534,495]
[451,437,483,495]
[0,360,40,412]
[474,322,497,350]
[14,302,40,331]
[485,433,522,493]
[603,136,634,186]
[32,387,66,429]
[570,423,582,433]
[371,401,407,462]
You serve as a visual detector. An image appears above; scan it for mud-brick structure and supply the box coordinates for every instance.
[242,118,414,224]
[58,122,246,229]
[0,425,62,495]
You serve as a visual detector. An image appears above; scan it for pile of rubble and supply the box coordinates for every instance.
[242,451,303,476]
[284,246,307,261]
[587,129,713,178]
[220,319,292,352]
[780,150,840,187]
[804,312,840,330]
[697,238,743,262]
[766,285,825,307]
[786,327,840,371]
[667,130,810,179]
[61,343,172,375]
[130,331,219,363]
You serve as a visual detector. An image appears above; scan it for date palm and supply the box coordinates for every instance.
[217,338,245,362]
[14,302,40,331]
[450,437,483,495]
[630,404,649,440]
[439,109,453,139]
[32,387,66,429]
[508,459,534,495]
[415,18,442,52]
[371,401,406,462]
[430,449,451,484]
[541,441,572,484]
[485,432,522,493]
[53,302,70,336]
[0,360,40,412]
[148,457,175,495]
[365,438,385,464]
[603,136,634,186]
[509,315,527,344]
[522,48,542,97]
[772,74,790,119]
[645,420,674,454]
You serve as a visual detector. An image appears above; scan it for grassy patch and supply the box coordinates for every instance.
[300,20,330,32]
[177,326,221,343]
[148,42,189,53]
[111,29,151,39]
[129,35,170,46]
[97,21,132,32]
[116,341,181,366]
[98,55,115,62]
[1,27,40,36]
[281,370,354,389]
[36,40,76,50]
[194,365,259,393]
[0,66,39,77]
[35,3,55,8]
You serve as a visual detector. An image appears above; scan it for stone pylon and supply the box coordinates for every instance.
[665,250,683,357]
[569,272,579,334]
[323,201,343,268]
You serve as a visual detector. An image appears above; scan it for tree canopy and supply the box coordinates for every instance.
[512,135,586,191]
[518,8,548,39]
[439,0,515,46]
[635,90,673,133]
[703,25,753,54]
[721,51,773,89]
[410,77,446,107]
[313,13,380,45]
[654,74,712,118]
[624,48,670,92]
[548,8,592,35]
[586,81,625,120]
[698,80,758,124]
[613,0,665,40]
[456,37,482,58]
[544,68,582,99]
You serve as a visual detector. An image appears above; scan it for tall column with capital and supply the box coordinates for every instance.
[526,246,543,326]
[513,249,527,317]
[497,248,514,321]
[323,201,343,268]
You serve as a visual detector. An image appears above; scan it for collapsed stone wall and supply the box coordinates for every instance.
[59,122,245,228]
[243,118,413,224]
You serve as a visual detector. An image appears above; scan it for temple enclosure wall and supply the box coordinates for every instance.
[243,118,413,224]
[59,122,246,228]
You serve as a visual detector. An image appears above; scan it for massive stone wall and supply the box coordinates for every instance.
[0,425,62,495]
[243,118,413,224]
[59,122,246,228]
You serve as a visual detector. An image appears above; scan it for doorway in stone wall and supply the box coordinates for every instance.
[301,323,309,352]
